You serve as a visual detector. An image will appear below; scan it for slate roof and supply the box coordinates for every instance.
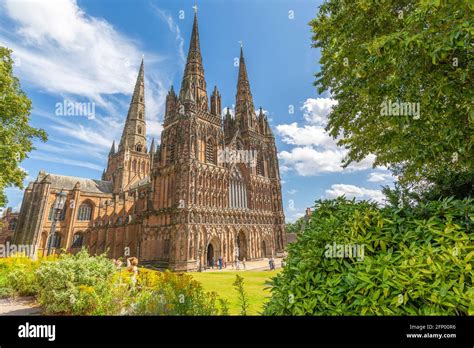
[37,171,113,194]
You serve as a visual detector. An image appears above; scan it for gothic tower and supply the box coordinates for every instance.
[104,59,151,194]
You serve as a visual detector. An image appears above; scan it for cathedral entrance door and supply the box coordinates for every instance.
[206,243,214,267]
[237,231,247,261]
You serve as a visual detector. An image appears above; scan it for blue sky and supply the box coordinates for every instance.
[1,0,394,222]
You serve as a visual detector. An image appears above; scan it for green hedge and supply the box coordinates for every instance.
[264,197,473,315]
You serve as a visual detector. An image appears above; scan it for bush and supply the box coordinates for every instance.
[264,197,473,315]
[7,266,38,296]
[35,249,117,315]
[0,255,49,297]
[132,269,222,315]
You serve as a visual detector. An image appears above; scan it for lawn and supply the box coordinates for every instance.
[189,270,280,315]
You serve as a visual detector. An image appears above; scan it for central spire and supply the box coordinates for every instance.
[235,46,257,130]
[179,12,208,111]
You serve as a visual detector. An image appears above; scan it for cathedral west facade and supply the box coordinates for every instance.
[12,13,286,271]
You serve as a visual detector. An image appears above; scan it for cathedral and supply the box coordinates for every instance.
[12,13,286,271]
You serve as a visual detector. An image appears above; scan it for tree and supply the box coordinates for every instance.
[285,216,306,234]
[0,47,47,207]
[310,0,473,194]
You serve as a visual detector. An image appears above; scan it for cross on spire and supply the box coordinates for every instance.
[192,4,198,13]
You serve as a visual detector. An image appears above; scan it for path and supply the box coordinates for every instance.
[0,297,41,315]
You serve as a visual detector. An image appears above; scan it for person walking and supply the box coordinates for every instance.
[126,257,139,286]
[218,257,223,270]
[242,257,247,270]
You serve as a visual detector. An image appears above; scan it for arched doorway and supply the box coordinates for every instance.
[236,231,247,261]
[206,243,214,267]
[261,240,267,258]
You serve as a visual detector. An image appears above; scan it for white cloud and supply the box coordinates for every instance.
[276,97,376,176]
[278,146,375,176]
[29,153,103,171]
[150,5,185,65]
[287,189,297,195]
[325,184,385,204]
[301,98,337,125]
[0,0,156,99]
[368,172,394,183]
[276,122,336,148]
[287,212,304,223]
[0,0,176,178]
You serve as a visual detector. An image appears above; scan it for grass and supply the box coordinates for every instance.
[189,270,280,315]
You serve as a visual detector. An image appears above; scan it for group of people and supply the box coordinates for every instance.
[206,256,280,271]
[208,257,248,270]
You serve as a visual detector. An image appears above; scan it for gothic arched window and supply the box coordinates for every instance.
[167,142,175,164]
[257,154,265,176]
[8,218,17,231]
[137,126,142,134]
[48,204,66,221]
[136,144,143,152]
[229,167,248,209]
[138,111,143,119]
[71,232,84,248]
[77,203,92,221]
[132,159,137,171]
[50,233,61,248]
[206,138,215,164]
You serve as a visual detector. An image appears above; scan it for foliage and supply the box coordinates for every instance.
[264,197,473,315]
[0,254,56,298]
[0,47,47,207]
[7,266,38,296]
[233,274,250,316]
[286,217,306,234]
[132,269,222,315]
[35,249,117,315]
[310,0,473,191]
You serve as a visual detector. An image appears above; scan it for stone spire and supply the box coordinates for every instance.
[109,140,116,156]
[179,12,208,110]
[119,58,147,152]
[149,138,155,154]
[235,46,257,130]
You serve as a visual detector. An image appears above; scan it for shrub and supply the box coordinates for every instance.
[132,270,221,315]
[264,197,473,315]
[35,249,116,315]
[7,266,38,296]
[0,255,48,297]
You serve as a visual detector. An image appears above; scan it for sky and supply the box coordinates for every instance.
[1,0,394,222]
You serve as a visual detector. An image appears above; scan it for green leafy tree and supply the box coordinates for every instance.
[311,0,473,193]
[286,216,306,234]
[0,47,47,207]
